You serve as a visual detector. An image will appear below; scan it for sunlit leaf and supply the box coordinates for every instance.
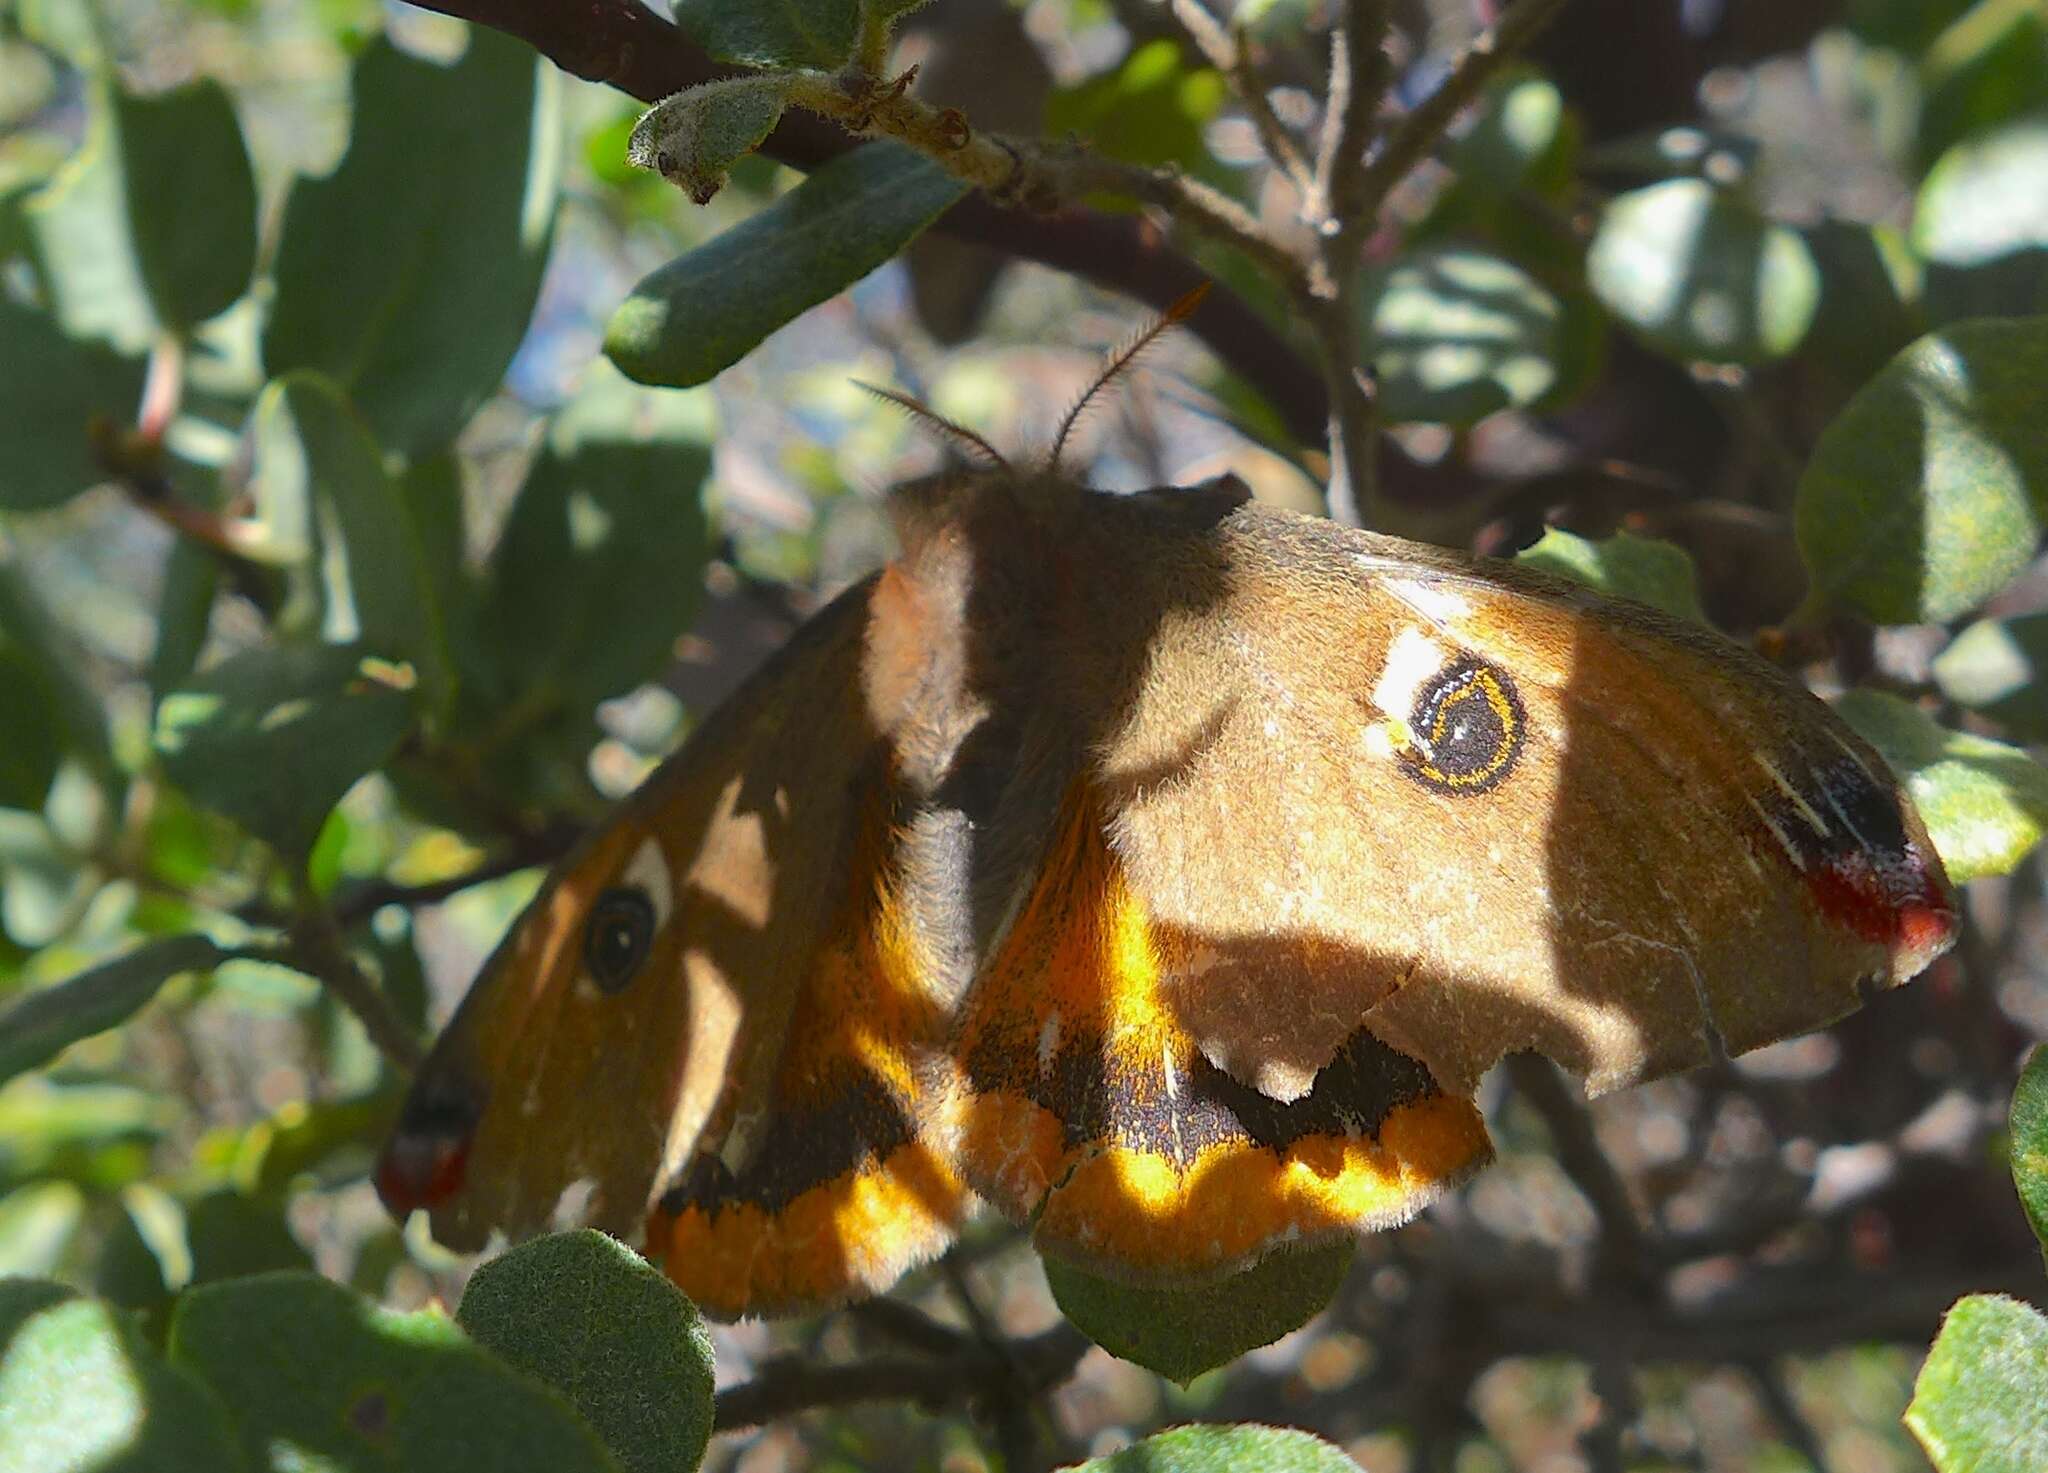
[1835,689,2048,881]
[2011,1045,2048,1255]
[1933,613,2048,739]
[1068,1423,1362,1471]
[1587,179,1819,364]
[626,76,792,205]
[1043,1243,1350,1385]
[1516,527,1709,624]
[153,643,416,864]
[1795,316,2048,623]
[607,140,966,388]
[0,1290,246,1473]
[458,1230,716,1473]
[1907,1294,2048,1473]
[1361,247,1568,425]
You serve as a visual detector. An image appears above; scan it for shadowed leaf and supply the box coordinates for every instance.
[457,1230,716,1473]
[0,935,225,1087]
[1044,1243,1350,1385]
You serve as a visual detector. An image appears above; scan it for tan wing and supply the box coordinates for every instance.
[378,578,971,1318]
[1081,499,1954,1103]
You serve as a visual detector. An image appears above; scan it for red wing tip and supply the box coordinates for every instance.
[374,1129,471,1219]
[1891,895,1959,979]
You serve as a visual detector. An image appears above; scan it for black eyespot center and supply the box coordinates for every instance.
[1404,657,1524,796]
[585,885,657,994]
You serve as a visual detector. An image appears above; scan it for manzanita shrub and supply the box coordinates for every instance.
[4,0,2048,1468]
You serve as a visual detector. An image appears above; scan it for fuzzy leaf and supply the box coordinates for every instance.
[1907,1294,2048,1473]
[2011,1046,2048,1255]
[627,76,792,205]
[166,1272,620,1473]
[1043,1243,1350,1385]
[1069,1424,1362,1471]
[457,1230,716,1473]
[1835,689,2048,882]
[1795,317,2048,624]
[1516,527,1709,625]
[1360,247,1568,425]
[607,140,965,388]
[0,1292,246,1473]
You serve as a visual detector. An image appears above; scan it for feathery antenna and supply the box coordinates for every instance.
[1049,282,1212,472]
[853,381,1010,470]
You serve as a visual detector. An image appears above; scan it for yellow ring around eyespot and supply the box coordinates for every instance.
[1414,667,1519,789]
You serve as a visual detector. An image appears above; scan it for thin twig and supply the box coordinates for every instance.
[1169,0,1312,194]
[1506,1055,1653,1291]
[329,822,582,928]
[713,1323,1091,1431]
[1311,0,1393,233]
[1349,0,1572,228]
[284,903,426,1072]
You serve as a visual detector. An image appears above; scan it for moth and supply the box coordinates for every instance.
[379,336,1955,1321]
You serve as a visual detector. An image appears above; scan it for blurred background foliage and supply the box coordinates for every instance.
[4,0,2048,1468]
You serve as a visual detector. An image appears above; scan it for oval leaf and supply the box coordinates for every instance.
[263,29,561,457]
[1043,1242,1350,1385]
[0,934,225,1087]
[1834,689,2048,882]
[153,643,416,864]
[466,363,714,717]
[606,140,967,388]
[23,84,157,354]
[1795,316,2048,624]
[673,0,859,69]
[627,76,792,205]
[1933,613,2048,740]
[2013,1046,2048,1255]
[1360,247,1568,425]
[248,374,457,719]
[0,300,145,511]
[112,77,257,330]
[1070,1424,1362,1471]
[1907,1294,2048,1473]
[1515,527,1709,624]
[166,1272,621,1473]
[0,1292,247,1473]
[457,1230,716,1473]
[1914,120,2048,269]
[1587,178,1819,364]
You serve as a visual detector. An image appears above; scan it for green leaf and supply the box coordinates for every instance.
[1586,179,1819,364]
[1516,527,1709,624]
[1794,316,2048,624]
[1043,1242,1350,1385]
[264,29,561,457]
[153,642,416,864]
[1446,67,1573,197]
[1802,220,1925,384]
[183,1190,315,1286]
[673,0,859,69]
[0,1293,247,1473]
[1044,39,1227,178]
[627,76,793,205]
[248,374,457,719]
[2011,1045,2048,1255]
[0,1186,86,1280]
[1834,689,2048,882]
[166,1272,621,1473]
[0,935,225,1087]
[147,540,219,708]
[1914,119,2048,269]
[111,78,257,331]
[1934,613,2048,739]
[1068,1423,1363,1471]
[1907,1294,2048,1473]
[467,364,714,715]
[457,1230,716,1473]
[1360,247,1569,426]
[0,300,145,510]
[23,84,157,354]
[0,553,116,787]
[1915,3,2048,171]
[607,140,966,388]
